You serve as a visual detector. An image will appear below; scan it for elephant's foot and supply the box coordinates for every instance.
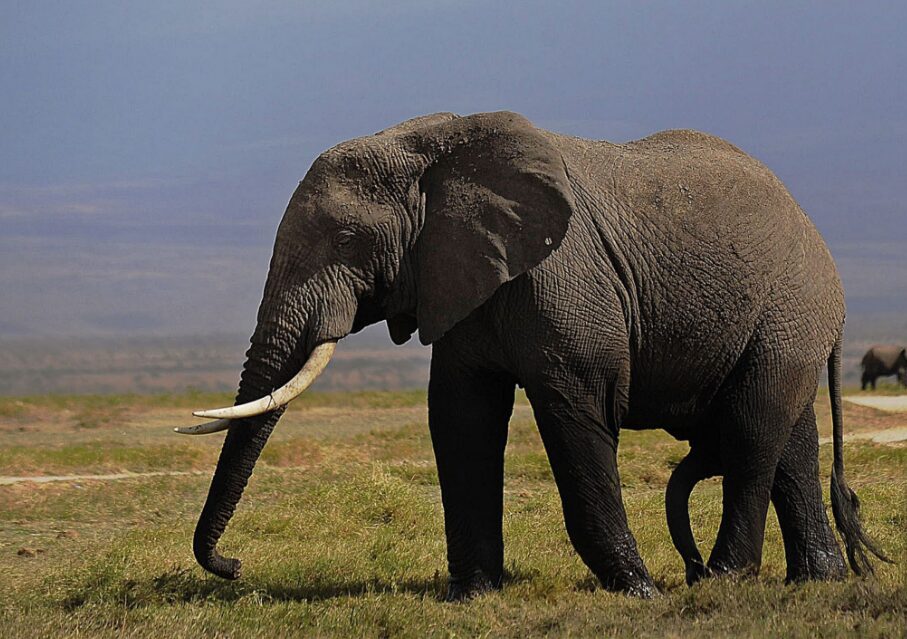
[445,569,502,602]
[596,563,659,598]
[707,529,763,579]
[684,559,713,585]
[784,546,847,584]
[706,555,760,580]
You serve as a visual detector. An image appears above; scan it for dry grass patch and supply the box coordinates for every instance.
[0,390,903,637]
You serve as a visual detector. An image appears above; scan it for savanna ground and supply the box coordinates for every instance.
[0,387,904,638]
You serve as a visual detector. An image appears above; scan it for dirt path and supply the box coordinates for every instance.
[0,470,205,486]
[818,426,907,445]
[2,421,905,486]
[844,395,907,412]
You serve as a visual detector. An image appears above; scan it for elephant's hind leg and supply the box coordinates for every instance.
[706,349,814,577]
[428,344,515,601]
[771,403,846,582]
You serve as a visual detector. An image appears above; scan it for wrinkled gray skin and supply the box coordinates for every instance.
[860,345,907,390]
[192,111,885,599]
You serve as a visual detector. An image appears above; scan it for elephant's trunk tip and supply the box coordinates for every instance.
[194,537,243,580]
[213,556,243,581]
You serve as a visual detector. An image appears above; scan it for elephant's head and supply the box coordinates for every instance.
[183,111,575,579]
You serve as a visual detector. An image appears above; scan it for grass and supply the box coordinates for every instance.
[0,389,427,425]
[839,381,907,396]
[0,390,904,637]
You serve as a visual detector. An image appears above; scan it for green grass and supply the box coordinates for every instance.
[841,382,907,396]
[0,390,904,637]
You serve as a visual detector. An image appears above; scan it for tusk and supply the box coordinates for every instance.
[192,341,337,420]
[174,418,232,435]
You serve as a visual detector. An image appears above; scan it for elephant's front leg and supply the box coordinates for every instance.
[428,347,515,601]
[530,389,656,597]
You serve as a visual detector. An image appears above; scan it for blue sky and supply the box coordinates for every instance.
[1,1,905,338]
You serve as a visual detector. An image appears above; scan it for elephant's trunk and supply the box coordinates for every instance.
[193,314,304,579]
[192,409,283,579]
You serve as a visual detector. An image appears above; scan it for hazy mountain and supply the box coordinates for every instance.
[1,313,902,396]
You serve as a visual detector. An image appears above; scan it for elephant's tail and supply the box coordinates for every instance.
[828,332,892,575]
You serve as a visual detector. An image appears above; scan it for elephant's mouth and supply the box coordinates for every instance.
[174,340,337,435]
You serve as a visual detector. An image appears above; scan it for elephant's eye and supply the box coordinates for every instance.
[333,229,357,253]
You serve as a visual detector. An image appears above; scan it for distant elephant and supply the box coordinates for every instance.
[177,111,885,598]
[861,345,907,390]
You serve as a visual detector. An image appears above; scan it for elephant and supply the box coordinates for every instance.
[860,344,907,390]
[177,111,887,599]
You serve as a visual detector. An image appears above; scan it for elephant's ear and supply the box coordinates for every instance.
[410,112,575,345]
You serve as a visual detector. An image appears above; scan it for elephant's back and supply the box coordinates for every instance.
[550,129,845,419]
[577,128,840,309]
[625,128,749,157]
[633,131,841,332]
[557,127,843,314]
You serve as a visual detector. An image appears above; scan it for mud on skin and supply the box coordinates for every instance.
[186,111,888,599]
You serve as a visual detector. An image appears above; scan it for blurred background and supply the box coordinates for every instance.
[1,1,904,394]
